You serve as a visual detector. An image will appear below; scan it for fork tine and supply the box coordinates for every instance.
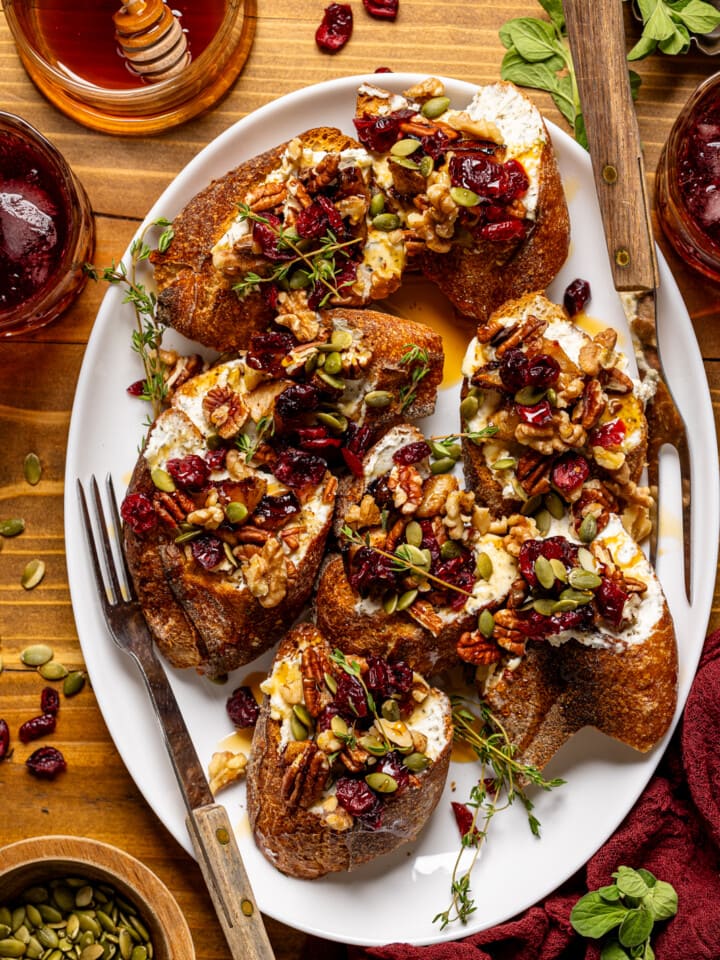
[104,473,137,602]
[87,475,126,606]
[77,478,110,604]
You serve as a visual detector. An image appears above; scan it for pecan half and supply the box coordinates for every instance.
[493,609,528,656]
[301,645,330,717]
[457,629,502,665]
[281,741,329,809]
[203,386,249,439]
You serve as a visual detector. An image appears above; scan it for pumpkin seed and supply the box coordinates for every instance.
[404,751,430,772]
[365,771,398,793]
[422,95,450,119]
[450,186,480,207]
[330,715,348,738]
[315,370,344,391]
[10,908,24,931]
[430,457,455,475]
[80,946,104,960]
[546,387,558,406]
[331,328,354,350]
[514,385,547,406]
[25,906,42,929]
[173,527,201,545]
[390,138,421,157]
[130,949,147,960]
[359,734,387,756]
[382,593,398,614]
[478,608,495,638]
[364,390,393,408]
[475,551,493,581]
[532,598,557,617]
[292,703,313,729]
[38,661,68,681]
[534,555,555,590]
[37,904,62,923]
[14,925,30,944]
[491,457,516,471]
[535,508,551,535]
[224,502,248,525]
[304,352,318,375]
[63,671,86,698]
[568,568,602,591]
[24,453,42,486]
[37,927,59,949]
[127,918,149,944]
[578,513,597,543]
[21,560,46,591]
[395,543,429,571]
[315,411,347,433]
[65,917,80,941]
[0,927,9,940]
[21,644,53,667]
[396,588,418,612]
[419,155,434,177]
[26,937,43,959]
[520,494,542,517]
[544,491,565,519]
[404,521,423,548]
[551,598,578,613]
[0,940,26,957]
[96,912,115,935]
[0,910,11,928]
[324,672,337,695]
[323,351,343,376]
[372,213,401,231]
[549,558,568,583]
[391,155,420,170]
[440,540,461,561]
[149,468,175,493]
[369,193,385,217]
[577,547,596,572]
[381,699,400,722]
[0,518,25,538]
[290,713,308,741]
[118,931,133,960]
[288,268,311,290]
[559,587,594,606]
[460,394,479,420]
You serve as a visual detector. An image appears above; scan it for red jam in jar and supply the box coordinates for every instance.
[656,73,720,283]
[0,113,94,336]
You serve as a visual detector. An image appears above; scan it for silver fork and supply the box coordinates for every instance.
[77,475,275,960]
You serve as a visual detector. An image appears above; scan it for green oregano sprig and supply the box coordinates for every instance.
[570,866,678,958]
[83,218,174,420]
[433,696,565,930]
[628,0,720,59]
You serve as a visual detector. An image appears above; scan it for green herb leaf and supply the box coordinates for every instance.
[618,905,654,948]
[538,0,565,30]
[637,0,677,40]
[676,0,720,33]
[659,21,691,54]
[600,941,632,960]
[613,866,651,900]
[643,880,678,920]
[570,892,629,938]
[598,883,622,902]
[627,33,659,60]
[501,16,559,61]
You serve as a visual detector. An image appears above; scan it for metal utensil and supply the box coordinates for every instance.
[563,0,692,599]
[77,475,276,960]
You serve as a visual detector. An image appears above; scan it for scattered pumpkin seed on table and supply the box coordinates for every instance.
[23,453,42,486]
[21,559,46,590]
[21,644,54,667]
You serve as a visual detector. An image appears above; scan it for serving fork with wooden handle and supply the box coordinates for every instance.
[563,0,692,599]
[78,475,276,960]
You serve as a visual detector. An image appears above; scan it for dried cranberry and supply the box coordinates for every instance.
[121,493,156,535]
[253,492,301,529]
[246,331,296,375]
[252,215,294,262]
[126,379,145,397]
[516,399,553,426]
[392,441,431,465]
[451,801,480,842]
[376,751,411,792]
[341,447,364,477]
[316,703,342,731]
[336,777,380,816]
[296,426,343,456]
[26,745,66,780]
[345,423,374,457]
[503,159,530,200]
[315,3,353,52]
[275,383,321,421]
[40,687,60,716]
[353,109,415,152]
[418,519,441,566]
[595,578,628,629]
[526,354,561,389]
[563,278,591,316]
[435,551,475,610]
[449,153,507,197]
[334,670,369,719]
[274,448,327,488]
[295,196,344,239]
[363,0,398,19]
[592,419,626,449]
[551,454,590,496]
[0,719,9,760]
[205,448,228,472]
[374,66,392,73]
[19,713,56,744]
[366,656,392,699]
[348,546,399,595]
[226,686,260,728]
[166,454,210,492]
[517,603,594,639]
[190,534,225,570]
[518,536,579,588]
[498,349,528,392]
[475,218,528,242]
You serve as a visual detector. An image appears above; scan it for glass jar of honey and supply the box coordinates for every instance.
[0,113,95,337]
[656,73,720,283]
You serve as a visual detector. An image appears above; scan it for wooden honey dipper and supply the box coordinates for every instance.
[113,0,191,82]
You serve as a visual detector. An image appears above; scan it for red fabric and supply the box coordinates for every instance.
[347,629,720,960]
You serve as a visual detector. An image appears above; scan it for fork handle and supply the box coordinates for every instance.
[562,0,658,291]
[187,805,276,960]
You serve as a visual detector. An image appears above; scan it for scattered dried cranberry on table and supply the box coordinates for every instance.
[26,745,67,780]
[315,3,353,52]
[362,0,398,20]
[0,719,9,760]
[19,713,57,743]
[226,686,260,729]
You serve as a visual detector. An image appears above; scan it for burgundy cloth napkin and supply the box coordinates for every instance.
[342,629,720,960]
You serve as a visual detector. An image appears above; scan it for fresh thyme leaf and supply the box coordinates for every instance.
[236,414,275,462]
[399,343,432,413]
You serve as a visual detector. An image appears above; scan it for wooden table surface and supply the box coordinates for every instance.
[1,2,719,957]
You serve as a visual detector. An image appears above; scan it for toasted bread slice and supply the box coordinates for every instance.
[468,513,677,769]
[316,424,523,675]
[460,292,652,541]
[150,127,406,352]
[353,79,569,322]
[247,623,453,878]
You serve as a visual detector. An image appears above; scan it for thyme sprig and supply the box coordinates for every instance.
[434,696,565,929]
[83,218,173,420]
[230,203,361,306]
[236,414,275,463]
[399,344,432,413]
[340,525,475,599]
[430,427,499,446]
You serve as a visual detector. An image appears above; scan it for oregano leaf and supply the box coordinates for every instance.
[600,941,632,960]
[636,868,657,888]
[618,906,655,948]
[614,866,651,899]
[598,883,622,902]
[570,892,629,938]
[659,22,691,54]
[644,880,678,920]
[640,0,677,41]
[538,0,565,30]
[500,48,565,92]
[503,17,559,62]
[676,0,720,33]
[628,33,659,60]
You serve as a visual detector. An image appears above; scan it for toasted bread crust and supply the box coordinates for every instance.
[247,624,453,878]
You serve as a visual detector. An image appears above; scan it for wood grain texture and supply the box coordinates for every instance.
[1,3,720,958]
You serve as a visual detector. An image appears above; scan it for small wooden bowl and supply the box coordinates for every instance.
[0,836,194,960]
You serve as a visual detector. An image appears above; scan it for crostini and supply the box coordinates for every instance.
[247,623,453,878]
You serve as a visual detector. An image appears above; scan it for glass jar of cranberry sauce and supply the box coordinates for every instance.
[0,112,95,337]
[656,73,720,284]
